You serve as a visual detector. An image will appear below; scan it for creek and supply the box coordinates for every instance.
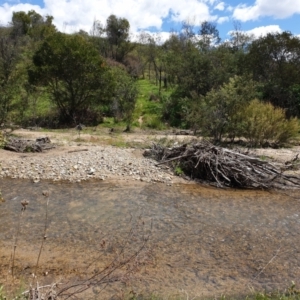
[0,178,299,297]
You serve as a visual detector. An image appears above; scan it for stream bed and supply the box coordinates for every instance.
[0,178,299,298]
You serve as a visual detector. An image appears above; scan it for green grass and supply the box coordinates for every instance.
[6,78,174,131]
[133,79,174,130]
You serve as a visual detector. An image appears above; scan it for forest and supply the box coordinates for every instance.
[1,10,300,145]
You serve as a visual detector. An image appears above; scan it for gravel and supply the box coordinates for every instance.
[0,145,179,184]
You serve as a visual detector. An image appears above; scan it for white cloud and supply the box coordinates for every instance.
[0,0,220,34]
[214,2,225,11]
[228,25,283,39]
[217,16,229,24]
[245,25,282,37]
[226,5,234,12]
[233,0,300,22]
[132,30,172,44]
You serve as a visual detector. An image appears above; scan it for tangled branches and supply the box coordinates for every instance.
[148,140,300,189]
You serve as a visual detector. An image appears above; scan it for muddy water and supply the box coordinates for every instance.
[0,179,300,298]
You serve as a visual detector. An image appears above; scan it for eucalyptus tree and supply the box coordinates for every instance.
[106,14,134,62]
[29,32,114,124]
[11,10,56,40]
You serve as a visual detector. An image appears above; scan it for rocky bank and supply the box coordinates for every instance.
[0,144,181,184]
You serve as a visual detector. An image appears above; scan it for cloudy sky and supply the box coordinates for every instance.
[0,0,300,41]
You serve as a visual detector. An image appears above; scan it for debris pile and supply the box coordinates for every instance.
[4,136,55,153]
[147,140,300,189]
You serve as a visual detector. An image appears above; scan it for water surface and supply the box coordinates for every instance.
[0,179,299,297]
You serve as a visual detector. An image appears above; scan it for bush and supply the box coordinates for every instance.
[188,76,258,141]
[142,115,166,130]
[242,99,299,146]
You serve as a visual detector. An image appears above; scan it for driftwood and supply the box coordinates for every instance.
[68,148,89,153]
[4,136,55,153]
[147,140,300,189]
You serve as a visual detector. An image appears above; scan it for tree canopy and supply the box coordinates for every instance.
[29,32,114,124]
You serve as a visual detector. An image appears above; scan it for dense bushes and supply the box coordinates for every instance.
[242,99,299,146]
[187,77,299,145]
[188,76,258,141]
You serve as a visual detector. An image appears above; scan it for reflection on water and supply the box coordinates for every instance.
[0,179,299,297]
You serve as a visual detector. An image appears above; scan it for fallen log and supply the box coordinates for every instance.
[68,149,89,153]
[4,137,55,153]
[146,140,300,189]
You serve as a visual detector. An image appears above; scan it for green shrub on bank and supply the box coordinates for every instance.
[188,76,258,141]
[0,131,6,148]
[242,99,299,146]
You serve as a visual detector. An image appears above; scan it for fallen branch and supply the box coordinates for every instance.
[4,137,54,153]
[146,140,300,189]
[68,148,89,153]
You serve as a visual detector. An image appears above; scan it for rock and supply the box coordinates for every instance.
[87,168,95,175]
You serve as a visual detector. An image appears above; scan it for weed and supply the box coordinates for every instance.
[259,155,269,161]
[174,166,184,176]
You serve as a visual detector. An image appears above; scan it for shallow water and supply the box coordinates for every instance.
[0,179,299,297]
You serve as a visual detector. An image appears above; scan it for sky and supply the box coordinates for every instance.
[0,0,300,42]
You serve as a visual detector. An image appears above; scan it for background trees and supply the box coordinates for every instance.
[0,32,21,124]
[0,9,299,143]
[11,10,56,40]
[29,32,114,124]
[246,32,300,117]
[90,15,133,63]
[111,68,138,131]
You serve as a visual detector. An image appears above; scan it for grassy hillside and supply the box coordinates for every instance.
[7,78,172,130]
[132,79,173,130]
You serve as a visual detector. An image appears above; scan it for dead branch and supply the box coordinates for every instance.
[146,140,300,189]
[4,137,55,153]
[67,149,89,153]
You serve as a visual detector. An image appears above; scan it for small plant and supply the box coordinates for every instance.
[0,131,6,149]
[0,189,4,202]
[174,165,184,176]
[0,285,5,300]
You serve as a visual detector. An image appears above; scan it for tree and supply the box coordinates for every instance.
[29,32,114,124]
[198,21,221,50]
[246,31,300,117]
[11,10,56,40]
[105,15,133,62]
[188,76,258,141]
[111,68,138,131]
[0,32,21,124]
[229,21,253,52]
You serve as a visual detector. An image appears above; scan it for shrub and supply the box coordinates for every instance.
[0,131,6,148]
[142,115,166,130]
[187,76,258,141]
[242,99,299,146]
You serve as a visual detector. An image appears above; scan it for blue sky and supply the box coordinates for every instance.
[0,0,300,41]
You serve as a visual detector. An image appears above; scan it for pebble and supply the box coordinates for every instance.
[0,146,179,184]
